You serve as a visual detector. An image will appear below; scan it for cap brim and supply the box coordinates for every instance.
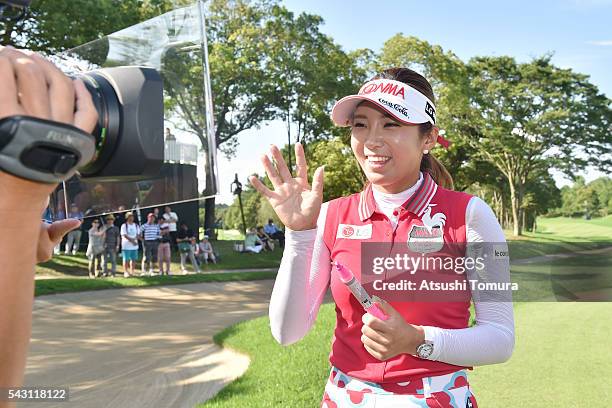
[331,94,430,127]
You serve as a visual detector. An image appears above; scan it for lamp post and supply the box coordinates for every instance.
[231,173,247,236]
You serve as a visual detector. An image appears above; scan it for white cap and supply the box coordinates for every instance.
[331,78,437,127]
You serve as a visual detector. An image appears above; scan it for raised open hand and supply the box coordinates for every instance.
[249,143,324,231]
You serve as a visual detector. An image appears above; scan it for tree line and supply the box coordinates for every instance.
[3,0,610,237]
[219,11,610,237]
[552,176,612,219]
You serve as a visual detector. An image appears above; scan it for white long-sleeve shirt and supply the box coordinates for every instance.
[268,179,515,367]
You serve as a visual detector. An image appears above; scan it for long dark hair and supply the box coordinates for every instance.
[371,67,454,190]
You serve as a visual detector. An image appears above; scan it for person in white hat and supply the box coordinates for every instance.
[120,212,140,277]
[251,68,514,407]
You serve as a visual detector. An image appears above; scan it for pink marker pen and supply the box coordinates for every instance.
[334,261,388,321]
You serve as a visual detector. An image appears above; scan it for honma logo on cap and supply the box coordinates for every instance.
[360,81,407,98]
[330,78,444,130]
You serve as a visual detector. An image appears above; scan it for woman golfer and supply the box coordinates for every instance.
[250,67,514,407]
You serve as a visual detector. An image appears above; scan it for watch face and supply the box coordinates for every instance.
[418,343,433,358]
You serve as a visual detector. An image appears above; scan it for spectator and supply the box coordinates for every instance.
[190,237,198,260]
[133,205,143,226]
[244,228,264,253]
[86,219,105,279]
[152,207,162,222]
[165,127,176,141]
[114,205,127,229]
[162,206,179,249]
[120,212,140,277]
[102,214,120,277]
[158,222,172,275]
[256,226,275,251]
[177,223,199,273]
[141,213,160,276]
[263,218,285,248]
[196,235,216,265]
[64,204,84,255]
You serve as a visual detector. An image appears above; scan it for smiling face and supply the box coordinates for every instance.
[350,101,437,194]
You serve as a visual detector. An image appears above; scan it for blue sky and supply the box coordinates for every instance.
[283,0,612,97]
[215,0,612,204]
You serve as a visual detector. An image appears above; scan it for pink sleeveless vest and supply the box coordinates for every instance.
[322,172,474,383]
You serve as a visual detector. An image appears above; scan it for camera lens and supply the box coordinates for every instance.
[75,67,164,182]
[77,71,121,176]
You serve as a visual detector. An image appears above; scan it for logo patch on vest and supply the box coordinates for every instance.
[336,223,372,240]
[407,204,446,253]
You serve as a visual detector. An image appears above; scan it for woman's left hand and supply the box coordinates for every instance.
[361,296,425,361]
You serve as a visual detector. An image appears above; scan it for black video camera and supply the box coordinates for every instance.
[0,0,164,183]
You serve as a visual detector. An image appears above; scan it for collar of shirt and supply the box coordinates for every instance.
[358,171,438,222]
[372,171,423,220]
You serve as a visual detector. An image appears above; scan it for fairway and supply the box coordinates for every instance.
[202,216,612,407]
[535,215,612,240]
[202,301,612,407]
[469,302,612,407]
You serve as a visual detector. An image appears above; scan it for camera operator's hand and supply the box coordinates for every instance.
[37,219,81,263]
[0,46,97,131]
[0,46,97,393]
[0,45,98,207]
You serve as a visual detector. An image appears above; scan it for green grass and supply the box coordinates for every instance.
[201,302,612,407]
[37,240,281,276]
[504,216,612,302]
[204,303,336,408]
[199,216,612,407]
[216,229,246,241]
[505,215,612,259]
[35,239,282,295]
[537,214,612,236]
[35,271,277,297]
[510,249,612,301]
[468,302,612,407]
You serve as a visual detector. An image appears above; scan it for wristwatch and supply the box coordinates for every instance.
[415,339,434,359]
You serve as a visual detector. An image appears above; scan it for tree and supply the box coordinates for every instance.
[222,183,281,231]
[164,0,367,238]
[378,35,482,192]
[380,35,611,236]
[556,176,612,217]
[265,5,371,167]
[279,137,366,202]
[162,0,293,237]
[463,56,611,235]
[588,177,612,216]
[523,172,561,230]
[1,0,188,51]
